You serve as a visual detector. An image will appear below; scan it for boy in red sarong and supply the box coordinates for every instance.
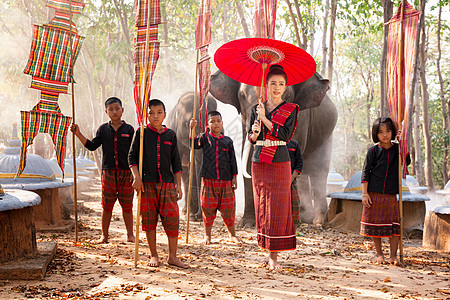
[128,99,188,268]
[189,111,241,245]
[71,97,135,244]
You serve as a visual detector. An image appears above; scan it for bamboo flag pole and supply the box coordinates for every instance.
[68,0,79,244]
[397,0,405,264]
[134,0,153,267]
[186,49,200,244]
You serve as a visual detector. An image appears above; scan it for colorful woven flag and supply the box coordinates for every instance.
[17,110,72,178]
[133,0,161,125]
[254,0,277,39]
[386,0,419,178]
[195,0,212,133]
[195,0,211,49]
[135,0,161,28]
[24,25,84,86]
[17,0,85,178]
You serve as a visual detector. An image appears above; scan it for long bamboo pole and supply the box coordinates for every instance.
[68,0,78,244]
[186,49,200,244]
[397,0,405,264]
[134,0,153,267]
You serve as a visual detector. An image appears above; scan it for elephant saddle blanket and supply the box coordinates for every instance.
[259,102,299,164]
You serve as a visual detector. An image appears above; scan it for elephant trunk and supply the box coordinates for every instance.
[242,134,252,179]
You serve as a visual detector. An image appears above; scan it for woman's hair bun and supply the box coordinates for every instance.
[269,64,284,72]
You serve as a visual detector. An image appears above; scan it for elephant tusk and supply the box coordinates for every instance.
[242,135,252,179]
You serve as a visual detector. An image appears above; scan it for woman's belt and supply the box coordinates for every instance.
[255,140,286,147]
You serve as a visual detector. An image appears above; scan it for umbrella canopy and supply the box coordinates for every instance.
[214,38,316,87]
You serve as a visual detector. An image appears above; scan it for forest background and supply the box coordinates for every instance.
[0,0,448,193]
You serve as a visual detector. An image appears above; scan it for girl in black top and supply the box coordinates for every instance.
[361,117,409,267]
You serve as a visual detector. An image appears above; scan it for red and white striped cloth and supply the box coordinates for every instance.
[386,0,419,178]
[254,0,277,39]
[195,0,212,133]
[133,0,161,125]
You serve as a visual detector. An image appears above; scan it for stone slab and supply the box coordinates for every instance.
[0,241,57,280]
[0,189,41,212]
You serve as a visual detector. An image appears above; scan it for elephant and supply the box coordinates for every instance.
[166,92,217,220]
[208,70,338,227]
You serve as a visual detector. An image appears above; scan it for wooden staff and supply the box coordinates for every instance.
[134,0,154,267]
[186,49,200,244]
[397,0,405,264]
[68,0,79,244]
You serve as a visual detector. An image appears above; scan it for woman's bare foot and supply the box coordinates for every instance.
[372,255,386,265]
[95,236,108,244]
[389,257,404,267]
[127,235,136,243]
[148,256,159,267]
[202,235,212,245]
[268,252,283,271]
[230,236,242,244]
[167,257,189,269]
[268,257,282,271]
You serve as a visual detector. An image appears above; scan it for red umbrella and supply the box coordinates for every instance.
[214,38,316,87]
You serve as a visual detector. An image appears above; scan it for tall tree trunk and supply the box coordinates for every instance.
[285,0,301,46]
[293,0,308,50]
[380,0,393,117]
[320,0,329,77]
[419,17,435,191]
[112,0,133,77]
[327,0,337,82]
[234,0,250,38]
[223,1,228,42]
[161,4,173,93]
[436,5,448,185]
[413,78,424,184]
[308,6,315,55]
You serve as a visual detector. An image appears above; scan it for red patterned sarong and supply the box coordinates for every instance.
[252,161,296,251]
[291,180,300,226]
[200,178,236,227]
[140,182,179,237]
[360,192,400,238]
[101,169,134,214]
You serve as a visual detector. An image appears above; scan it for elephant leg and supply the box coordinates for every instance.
[297,174,315,224]
[310,136,333,226]
[238,176,256,228]
[181,165,190,216]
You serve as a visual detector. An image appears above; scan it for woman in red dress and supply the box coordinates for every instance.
[249,64,299,270]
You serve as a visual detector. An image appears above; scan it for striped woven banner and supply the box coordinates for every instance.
[135,0,161,28]
[195,0,211,49]
[195,0,212,133]
[386,0,419,178]
[24,25,84,86]
[134,0,161,125]
[16,110,72,178]
[254,0,277,39]
[46,0,85,14]
[133,40,160,124]
[49,11,79,33]
[198,46,211,133]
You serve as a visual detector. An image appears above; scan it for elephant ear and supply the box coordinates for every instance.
[293,72,330,111]
[209,70,242,114]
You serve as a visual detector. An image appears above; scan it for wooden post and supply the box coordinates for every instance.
[186,49,200,244]
[68,0,78,244]
[134,0,153,267]
[397,0,405,264]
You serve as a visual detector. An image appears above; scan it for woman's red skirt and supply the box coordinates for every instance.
[252,161,296,251]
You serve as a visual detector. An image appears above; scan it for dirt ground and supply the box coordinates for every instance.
[1,178,449,300]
